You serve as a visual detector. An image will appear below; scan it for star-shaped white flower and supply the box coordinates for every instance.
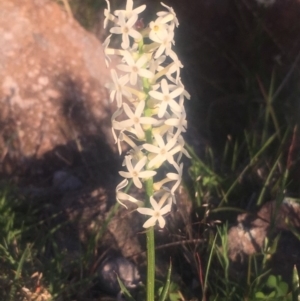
[119,156,156,189]
[117,52,154,85]
[110,13,142,49]
[119,100,157,139]
[137,195,171,228]
[143,133,181,168]
[106,69,131,108]
[166,51,183,81]
[151,29,174,59]
[165,108,187,137]
[175,77,190,106]
[176,135,191,163]
[114,0,146,20]
[149,79,183,118]
[166,162,183,193]
[149,17,169,42]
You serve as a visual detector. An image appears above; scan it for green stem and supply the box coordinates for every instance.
[145,138,155,301]
[146,226,155,301]
[143,65,155,301]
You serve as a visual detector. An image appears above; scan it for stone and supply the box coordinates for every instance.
[228,198,300,281]
[97,256,141,295]
[52,170,83,191]
[0,0,114,180]
[228,199,300,261]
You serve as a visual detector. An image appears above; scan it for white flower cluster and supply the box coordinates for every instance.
[104,0,190,228]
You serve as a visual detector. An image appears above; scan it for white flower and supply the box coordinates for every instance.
[166,51,183,80]
[177,78,190,106]
[143,133,182,168]
[149,55,166,76]
[103,34,112,67]
[111,107,124,153]
[151,29,174,59]
[114,0,146,20]
[154,187,176,204]
[117,51,154,85]
[153,177,172,191]
[165,108,187,137]
[157,3,179,28]
[119,100,157,139]
[116,179,143,208]
[104,0,113,29]
[176,134,191,163]
[106,69,131,107]
[110,13,142,49]
[119,156,156,189]
[149,78,183,118]
[166,162,183,193]
[137,195,171,228]
[121,133,144,160]
[149,17,169,42]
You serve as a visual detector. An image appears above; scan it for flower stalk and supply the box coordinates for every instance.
[103,0,190,299]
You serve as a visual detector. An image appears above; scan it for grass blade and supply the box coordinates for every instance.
[159,260,172,301]
[117,274,136,301]
[292,265,300,301]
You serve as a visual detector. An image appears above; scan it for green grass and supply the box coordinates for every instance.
[0,185,98,301]
[184,75,297,300]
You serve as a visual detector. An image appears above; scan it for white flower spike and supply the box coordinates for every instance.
[104,0,189,228]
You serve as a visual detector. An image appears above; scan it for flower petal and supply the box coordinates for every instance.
[143,143,159,153]
[137,207,154,216]
[158,217,166,228]
[143,216,157,228]
[135,156,147,171]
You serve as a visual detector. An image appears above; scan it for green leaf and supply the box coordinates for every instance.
[277,281,288,296]
[159,260,172,301]
[292,265,300,301]
[268,291,276,298]
[267,275,277,288]
[15,243,32,280]
[116,275,136,301]
[169,291,182,301]
[255,291,267,298]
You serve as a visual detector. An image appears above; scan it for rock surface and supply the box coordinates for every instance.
[0,0,114,181]
[228,199,300,262]
[228,199,300,281]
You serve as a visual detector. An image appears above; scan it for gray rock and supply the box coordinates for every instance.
[97,256,141,295]
[53,170,82,192]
